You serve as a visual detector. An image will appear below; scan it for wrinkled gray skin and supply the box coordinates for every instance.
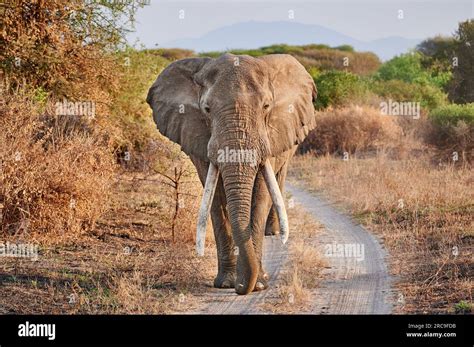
[147,54,317,295]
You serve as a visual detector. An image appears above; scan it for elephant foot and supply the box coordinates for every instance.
[214,272,236,288]
[253,271,269,291]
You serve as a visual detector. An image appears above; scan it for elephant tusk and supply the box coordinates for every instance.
[262,160,289,244]
[196,163,219,256]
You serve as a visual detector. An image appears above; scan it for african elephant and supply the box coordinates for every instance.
[147,53,317,295]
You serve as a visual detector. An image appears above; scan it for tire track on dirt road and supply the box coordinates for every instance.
[192,183,393,314]
[286,183,393,314]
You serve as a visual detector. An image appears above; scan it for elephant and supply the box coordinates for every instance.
[147,53,317,295]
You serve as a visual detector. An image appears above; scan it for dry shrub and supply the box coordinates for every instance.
[0,92,116,240]
[422,104,474,163]
[0,1,143,239]
[300,105,402,155]
[425,123,474,164]
[290,154,473,313]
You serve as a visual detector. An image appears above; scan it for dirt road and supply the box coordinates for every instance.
[192,183,393,314]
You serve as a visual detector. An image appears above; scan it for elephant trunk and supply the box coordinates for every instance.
[220,162,259,295]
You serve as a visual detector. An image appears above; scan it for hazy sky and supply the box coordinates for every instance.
[127,0,473,47]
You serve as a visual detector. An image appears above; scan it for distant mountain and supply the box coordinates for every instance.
[163,21,422,61]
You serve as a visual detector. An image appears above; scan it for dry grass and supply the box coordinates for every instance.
[0,169,218,314]
[262,203,326,313]
[290,153,473,313]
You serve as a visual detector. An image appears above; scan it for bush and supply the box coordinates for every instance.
[370,79,447,110]
[429,104,474,125]
[111,49,171,164]
[259,44,304,55]
[426,104,474,161]
[334,45,355,52]
[0,93,116,238]
[299,105,402,154]
[376,52,451,89]
[314,70,369,109]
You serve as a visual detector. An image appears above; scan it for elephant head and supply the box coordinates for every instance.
[147,54,316,294]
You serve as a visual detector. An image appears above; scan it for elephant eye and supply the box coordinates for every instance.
[263,103,270,110]
[204,105,211,113]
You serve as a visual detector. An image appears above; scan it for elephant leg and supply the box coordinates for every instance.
[264,159,289,236]
[210,180,237,288]
[250,166,276,291]
[265,206,279,236]
[190,156,236,288]
[250,149,296,290]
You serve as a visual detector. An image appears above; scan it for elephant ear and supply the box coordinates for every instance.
[146,57,212,160]
[260,54,317,155]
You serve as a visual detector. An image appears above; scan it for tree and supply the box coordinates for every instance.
[416,36,457,63]
[450,20,474,103]
[416,35,456,83]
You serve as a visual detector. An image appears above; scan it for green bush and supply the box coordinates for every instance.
[429,103,474,125]
[426,103,474,161]
[314,70,369,108]
[112,49,171,152]
[259,44,304,55]
[370,79,447,110]
[376,52,451,89]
